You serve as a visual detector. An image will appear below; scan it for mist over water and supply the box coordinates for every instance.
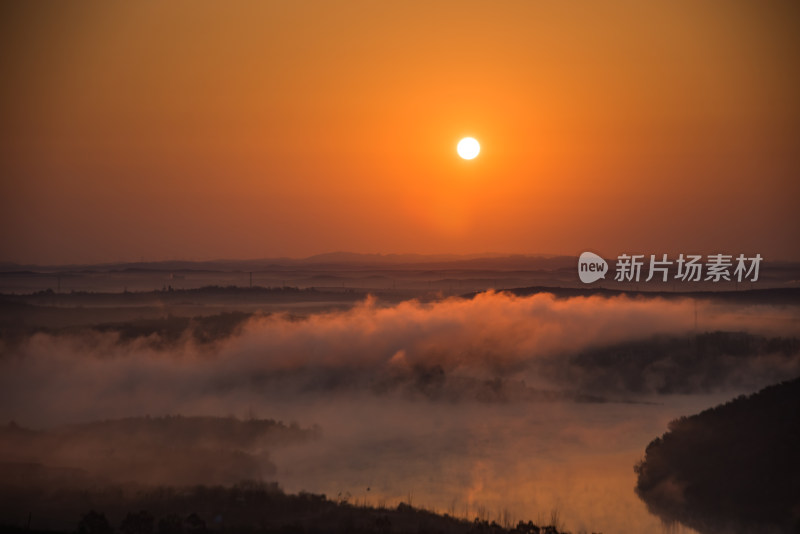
[263,394,724,534]
[1,292,798,533]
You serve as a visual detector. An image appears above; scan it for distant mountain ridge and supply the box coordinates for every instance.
[0,253,577,273]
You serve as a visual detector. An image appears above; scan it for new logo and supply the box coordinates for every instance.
[578,252,608,284]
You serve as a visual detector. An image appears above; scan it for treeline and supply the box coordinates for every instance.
[566,331,800,395]
[635,377,800,533]
[0,311,257,349]
[0,481,584,534]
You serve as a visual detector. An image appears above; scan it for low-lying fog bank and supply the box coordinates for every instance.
[1,291,797,533]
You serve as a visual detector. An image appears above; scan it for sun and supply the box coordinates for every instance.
[457,137,480,160]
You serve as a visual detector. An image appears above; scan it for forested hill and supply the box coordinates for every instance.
[635,377,800,533]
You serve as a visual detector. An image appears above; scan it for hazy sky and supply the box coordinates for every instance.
[1,1,799,264]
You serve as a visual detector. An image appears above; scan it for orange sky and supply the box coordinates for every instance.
[1,1,799,264]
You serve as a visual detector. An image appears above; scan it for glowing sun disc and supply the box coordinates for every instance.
[457,137,480,160]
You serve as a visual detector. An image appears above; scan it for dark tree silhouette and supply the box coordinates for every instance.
[120,510,154,534]
[635,377,800,533]
[77,510,114,534]
[183,513,206,533]
[156,514,183,534]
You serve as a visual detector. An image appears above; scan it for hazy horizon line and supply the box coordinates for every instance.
[0,251,574,269]
[4,250,800,270]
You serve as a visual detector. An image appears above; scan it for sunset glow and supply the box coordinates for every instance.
[0,2,798,264]
[0,5,799,534]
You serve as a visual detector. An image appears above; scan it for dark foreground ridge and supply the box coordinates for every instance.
[635,377,800,534]
[0,481,583,534]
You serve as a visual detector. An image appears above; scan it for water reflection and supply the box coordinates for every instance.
[269,395,726,534]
